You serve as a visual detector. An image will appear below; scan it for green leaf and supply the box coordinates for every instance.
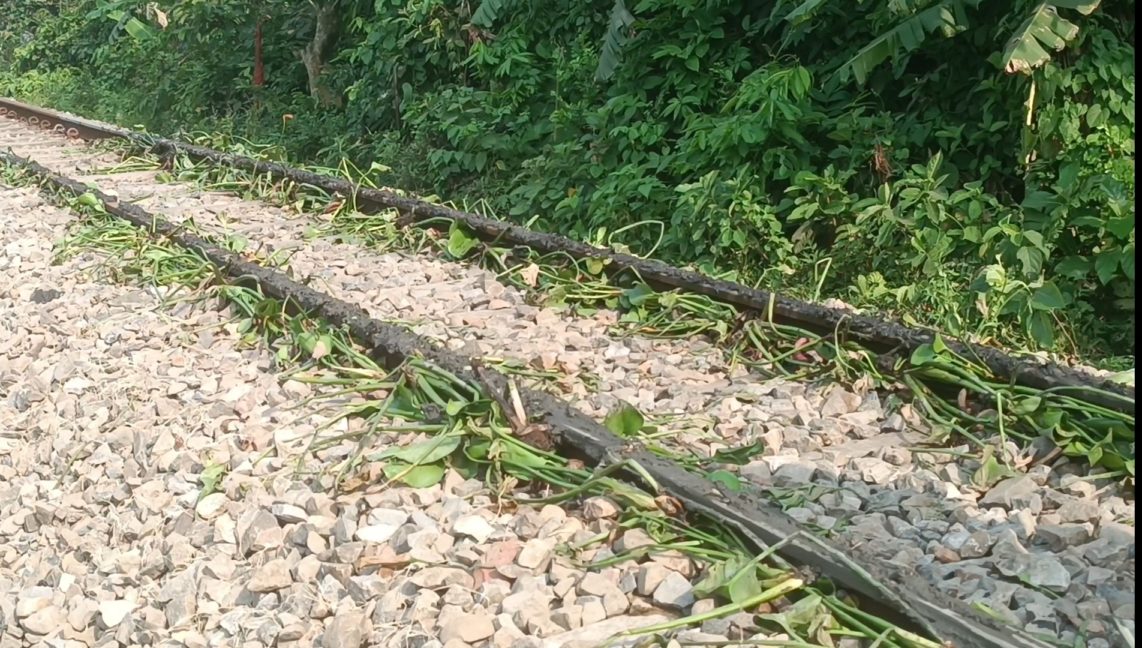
[707,469,744,492]
[1000,3,1089,75]
[711,442,765,465]
[756,593,826,636]
[595,0,635,82]
[376,434,461,465]
[1087,443,1103,467]
[693,560,734,598]
[971,450,1015,489]
[604,402,645,438]
[1022,229,1046,251]
[1095,250,1120,284]
[446,224,480,259]
[1052,0,1101,14]
[1029,282,1066,310]
[123,16,155,40]
[621,283,656,308]
[470,0,509,27]
[311,335,333,360]
[1106,214,1134,240]
[1028,310,1056,348]
[1032,408,1065,430]
[932,334,948,354]
[1054,256,1090,278]
[1021,190,1059,212]
[1086,103,1104,128]
[465,439,491,461]
[198,462,227,502]
[383,463,446,488]
[726,564,763,604]
[499,443,550,468]
[1010,396,1043,415]
[910,343,939,366]
[839,1,979,85]
[783,0,829,24]
[1016,246,1044,277]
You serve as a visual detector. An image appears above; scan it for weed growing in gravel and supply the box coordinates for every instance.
[1,155,952,648]
[118,145,1136,483]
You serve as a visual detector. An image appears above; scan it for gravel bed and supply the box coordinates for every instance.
[0,180,737,648]
[1,118,1136,647]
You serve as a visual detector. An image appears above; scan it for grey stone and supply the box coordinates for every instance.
[820,387,860,416]
[347,575,388,603]
[651,571,694,610]
[14,587,53,618]
[238,509,282,556]
[410,566,474,590]
[248,559,294,592]
[440,610,495,643]
[333,513,357,544]
[271,503,308,524]
[773,460,816,485]
[850,457,895,484]
[551,605,582,630]
[1081,537,1132,567]
[322,608,370,648]
[97,600,135,627]
[366,508,410,527]
[959,531,994,559]
[980,476,1038,509]
[452,514,495,543]
[159,569,198,628]
[1024,557,1072,593]
[613,528,654,554]
[1036,523,1093,550]
[20,605,66,635]
[1055,497,1100,524]
[577,572,619,598]
[581,497,620,520]
[355,523,400,544]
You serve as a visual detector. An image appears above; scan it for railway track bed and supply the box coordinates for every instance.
[0,102,1135,648]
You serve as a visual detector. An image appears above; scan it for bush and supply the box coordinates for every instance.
[1,0,1134,361]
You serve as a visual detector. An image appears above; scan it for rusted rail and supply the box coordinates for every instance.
[1,96,1130,417]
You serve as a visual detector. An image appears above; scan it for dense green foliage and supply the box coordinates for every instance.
[1,0,1134,362]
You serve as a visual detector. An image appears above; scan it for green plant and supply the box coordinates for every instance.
[1,0,1133,359]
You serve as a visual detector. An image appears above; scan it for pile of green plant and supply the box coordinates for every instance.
[138,144,1134,478]
[0,0,1134,363]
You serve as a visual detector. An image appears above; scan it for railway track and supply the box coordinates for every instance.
[0,100,1135,648]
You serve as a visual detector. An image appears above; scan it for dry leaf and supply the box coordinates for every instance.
[655,495,685,517]
[150,3,169,28]
[519,263,540,287]
[518,424,555,451]
[312,338,330,360]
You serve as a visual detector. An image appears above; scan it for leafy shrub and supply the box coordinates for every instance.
[0,0,1134,361]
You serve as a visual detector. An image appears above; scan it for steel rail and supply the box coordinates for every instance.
[0,97,1133,418]
[0,146,1061,648]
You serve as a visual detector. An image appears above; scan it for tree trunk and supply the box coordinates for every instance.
[299,2,340,107]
